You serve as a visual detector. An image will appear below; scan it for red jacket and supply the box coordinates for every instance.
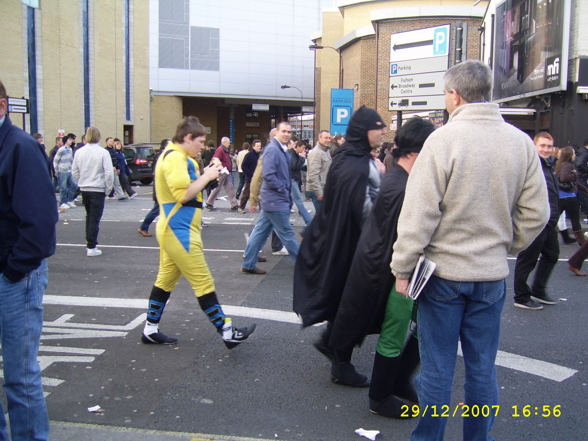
[212,146,232,171]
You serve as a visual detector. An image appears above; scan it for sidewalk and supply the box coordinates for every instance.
[51,421,276,441]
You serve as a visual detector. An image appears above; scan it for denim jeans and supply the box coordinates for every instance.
[411,275,505,441]
[58,171,77,205]
[82,191,106,249]
[306,191,322,212]
[140,201,160,233]
[291,179,312,225]
[0,259,50,441]
[242,210,299,269]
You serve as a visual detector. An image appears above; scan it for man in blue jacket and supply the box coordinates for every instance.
[0,80,57,441]
[241,122,299,274]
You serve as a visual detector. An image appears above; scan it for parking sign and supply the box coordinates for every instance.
[330,89,354,136]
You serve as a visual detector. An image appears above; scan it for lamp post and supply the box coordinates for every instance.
[309,44,342,89]
[281,85,303,139]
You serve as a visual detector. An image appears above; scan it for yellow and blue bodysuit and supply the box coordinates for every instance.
[154,144,215,297]
[142,144,227,344]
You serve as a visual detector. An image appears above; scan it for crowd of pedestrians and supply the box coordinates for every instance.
[3,58,586,441]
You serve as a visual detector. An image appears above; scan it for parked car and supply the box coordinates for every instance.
[123,145,156,185]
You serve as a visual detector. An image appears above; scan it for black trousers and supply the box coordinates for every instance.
[82,191,106,249]
[119,173,136,196]
[513,225,559,302]
[560,196,582,231]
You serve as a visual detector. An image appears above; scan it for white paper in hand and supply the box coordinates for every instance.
[406,255,436,300]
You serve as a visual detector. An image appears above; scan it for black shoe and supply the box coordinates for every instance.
[220,318,256,349]
[331,362,370,387]
[531,294,557,305]
[241,267,267,275]
[231,206,239,211]
[313,340,334,362]
[141,331,178,345]
[205,203,215,210]
[514,299,543,310]
[369,396,413,419]
[257,256,267,263]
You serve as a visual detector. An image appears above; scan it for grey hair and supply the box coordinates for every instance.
[444,60,493,103]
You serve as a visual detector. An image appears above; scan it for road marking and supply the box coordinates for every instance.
[55,244,574,261]
[43,296,578,382]
[39,345,105,355]
[56,243,244,253]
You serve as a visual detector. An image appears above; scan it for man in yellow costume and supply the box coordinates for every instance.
[141,116,256,348]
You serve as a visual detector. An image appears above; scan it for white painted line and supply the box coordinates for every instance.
[43,295,577,382]
[38,356,95,370]
[44,296,146,308]
[39,345,105,355]
[222,222,254,225]
[495,350,577,382]
[457,345,577,382]
[0,374,64,388]
[42,377,65,387]
[223,305,301,324]
[56,243,244,253]
[44,314,146,331]
[42,296,300,323]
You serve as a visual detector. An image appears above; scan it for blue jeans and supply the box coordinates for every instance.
[0,259,49,441]
[140,201,160,233]
[291,180,312,225]
[411,275,505,441]
[242,210,299,270]
[58,171,77,205]
[307,191,322,212]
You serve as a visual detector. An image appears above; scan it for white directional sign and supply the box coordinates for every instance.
[390,56,449,76]
[390,25,450,63]
[389,25,450,111]
[389,72,446,98]
[389,95,446,112]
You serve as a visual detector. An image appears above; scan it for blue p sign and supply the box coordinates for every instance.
[433,27,448,55]
[390,63,398,75]
[330,89,354,136]
[332,106,351,124]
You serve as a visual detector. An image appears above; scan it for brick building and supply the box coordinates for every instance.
[312,1,486,142]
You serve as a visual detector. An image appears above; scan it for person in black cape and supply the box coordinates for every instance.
[293,106,385,387]
[330,116,435,418]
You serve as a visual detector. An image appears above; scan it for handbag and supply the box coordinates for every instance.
[557,175,573,192]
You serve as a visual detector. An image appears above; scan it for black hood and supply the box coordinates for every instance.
[339,106,385,156]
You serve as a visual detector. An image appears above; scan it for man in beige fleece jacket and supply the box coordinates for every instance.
[390,61,549,441]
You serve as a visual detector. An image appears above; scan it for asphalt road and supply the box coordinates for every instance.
[6,185,587,441]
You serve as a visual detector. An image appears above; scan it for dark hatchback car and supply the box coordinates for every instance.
[123,145,156,185]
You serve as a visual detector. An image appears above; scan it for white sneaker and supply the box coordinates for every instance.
[130,193,138,199]
[59,203,70,210]
[68,202,76,208]
[87,247,102,257]
[272,246,289,256]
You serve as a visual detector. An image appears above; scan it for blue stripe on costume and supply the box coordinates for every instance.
[162,202,176,217]
[187,159,198,181]
[168,206,196,252]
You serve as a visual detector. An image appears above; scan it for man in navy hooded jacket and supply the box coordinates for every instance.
[0,80,57,441]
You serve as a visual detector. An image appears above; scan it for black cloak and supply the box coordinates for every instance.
[328,165,408,350]
[293,107,383,327]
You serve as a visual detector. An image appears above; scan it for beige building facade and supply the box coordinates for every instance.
[0,1,150,146]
